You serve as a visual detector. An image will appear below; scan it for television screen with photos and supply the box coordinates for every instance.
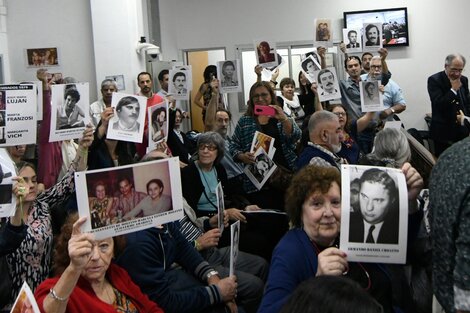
[343,7,409,47]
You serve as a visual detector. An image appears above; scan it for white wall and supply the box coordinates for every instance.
[158,0,470,130]
[90,0,148,96]
[5,0,97,100]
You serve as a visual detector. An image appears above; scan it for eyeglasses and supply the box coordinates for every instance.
[252,93,270,100]
[334,112,346,117]
[198,144,217,151]
[370,65,382,69]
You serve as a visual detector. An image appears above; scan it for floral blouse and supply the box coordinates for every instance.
[4,166,76,309]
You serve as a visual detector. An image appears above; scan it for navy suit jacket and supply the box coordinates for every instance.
[349,210,399,244]
[428,70,470,143]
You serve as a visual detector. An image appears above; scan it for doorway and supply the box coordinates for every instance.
[185,48,225,132]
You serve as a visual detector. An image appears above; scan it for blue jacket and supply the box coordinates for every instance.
[258,229,317,313]
[116,222,222,313]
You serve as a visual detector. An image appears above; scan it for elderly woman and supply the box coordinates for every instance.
[34,214,163,313]
[88,181,114,228]
[123,179,172,220]
[360,128,411,168]
[230,81,301,210]
[258,165,424,313]
[2,127,93,311]
[181,131,236,217]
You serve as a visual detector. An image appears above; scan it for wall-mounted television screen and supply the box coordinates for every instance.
[343,7,409,47]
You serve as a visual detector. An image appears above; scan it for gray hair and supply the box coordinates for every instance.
[197,131,225,164]
[370,128,411,167]
[101,79,118,90]
[370,56,381,63]
[307,110,338,134]
[445,54,466,67]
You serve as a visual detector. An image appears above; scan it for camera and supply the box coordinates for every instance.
[146,46,160,59]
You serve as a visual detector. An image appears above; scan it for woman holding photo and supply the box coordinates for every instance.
[229,81,301,210]
[1,126,93,311]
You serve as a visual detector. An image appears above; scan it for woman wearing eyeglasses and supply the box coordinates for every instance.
[229,81,301,210]
[181,131,230,218]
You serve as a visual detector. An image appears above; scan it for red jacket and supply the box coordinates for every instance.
[34,263,164,313]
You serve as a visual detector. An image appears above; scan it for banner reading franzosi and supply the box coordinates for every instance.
[75,157,184,240]
[0,84,37,146]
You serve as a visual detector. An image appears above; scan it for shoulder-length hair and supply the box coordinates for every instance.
[196,131,225,165]
[245,81,281,117]
[286,166,341,228]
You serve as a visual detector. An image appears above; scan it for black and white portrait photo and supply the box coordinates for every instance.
[343,28,362,53]
[363,23,383,50]
[360,80,384,112]
[339,164,408,264]
[49,83,89,142]
[315,67,341,102]
[217,60,242,93]
[106,92,147,143]
[244,147,277,190]
[229,220,240,276]
[168,68,191,101]
[300,55,321,83]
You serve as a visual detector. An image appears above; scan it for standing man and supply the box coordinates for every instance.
[136,71,165,158]
[361,52,373,74]
[89,79,118,127]
[428,54,470,157]
[430,137,470,313]
[362,56,405,121]
[349,168,399,244]
[346,30,360,48]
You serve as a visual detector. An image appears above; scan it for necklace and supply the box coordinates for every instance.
[310,239,371,291]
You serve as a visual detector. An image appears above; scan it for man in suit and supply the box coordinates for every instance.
[349,168,399,244]
[112,96,141,132]
[346,30,360,49]
[428,53,470,157]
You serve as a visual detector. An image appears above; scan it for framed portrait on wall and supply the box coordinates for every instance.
[25,47,59,67]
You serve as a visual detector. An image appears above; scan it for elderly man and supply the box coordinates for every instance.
[428,54,470,157]
[362,55,406,121]
[89,79,118,127]
[296,111,344,170]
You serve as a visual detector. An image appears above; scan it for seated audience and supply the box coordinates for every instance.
[257,165,423,313]
[34,214,163,313]
[279,276,383,313]
[2,127,92,311]
[116,222,239,313]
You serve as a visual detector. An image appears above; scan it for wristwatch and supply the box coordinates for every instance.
[390,107,396,114]
[206,270,219,280]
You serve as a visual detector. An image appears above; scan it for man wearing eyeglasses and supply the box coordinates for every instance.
[428,53,470,157]
[361,56,406,122]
